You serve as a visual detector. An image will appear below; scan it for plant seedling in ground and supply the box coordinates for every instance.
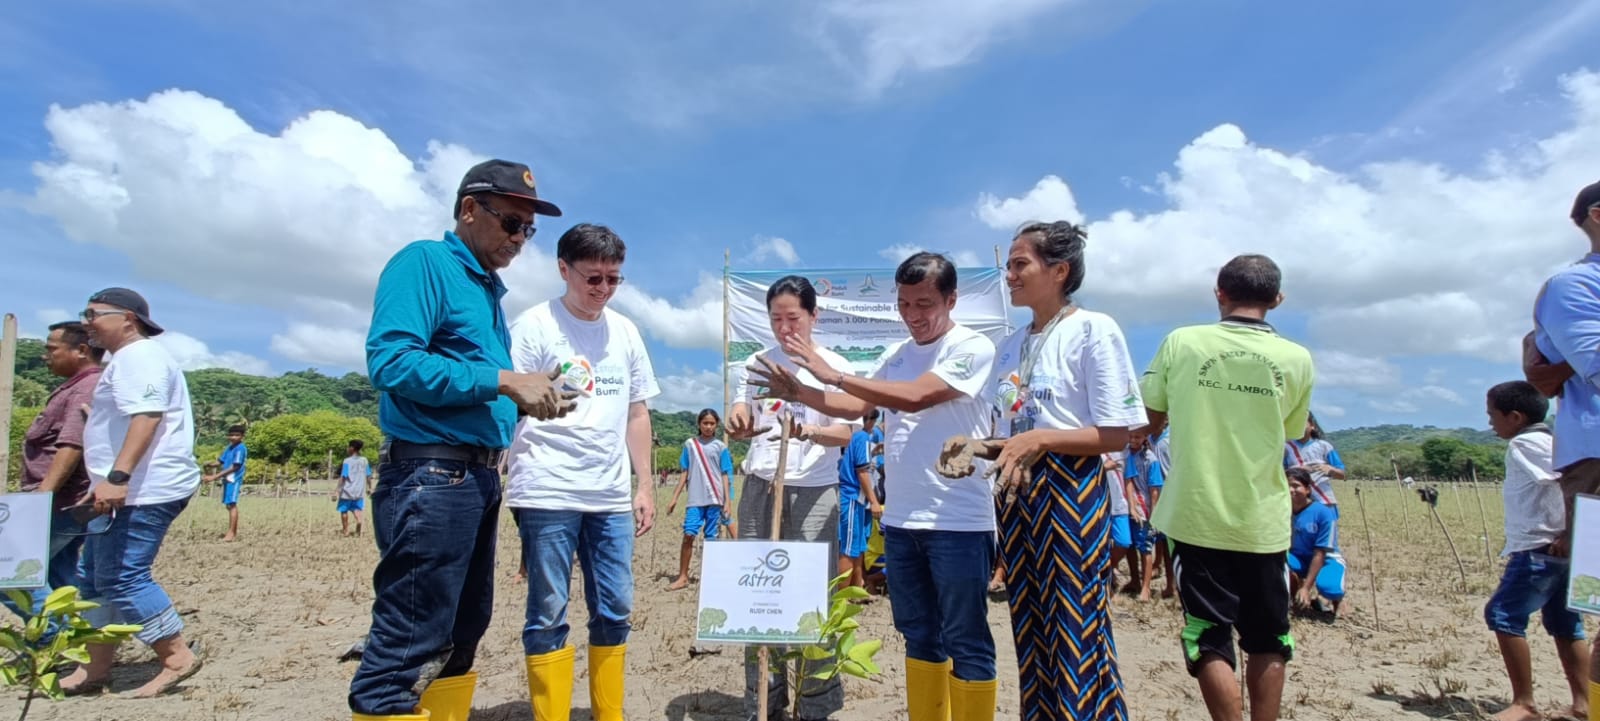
[770,573,884,720]
[0,586,142,721]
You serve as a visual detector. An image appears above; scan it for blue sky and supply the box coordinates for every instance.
[4,0,1600,429]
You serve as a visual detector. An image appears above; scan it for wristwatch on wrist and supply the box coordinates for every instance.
[106,470,131,486]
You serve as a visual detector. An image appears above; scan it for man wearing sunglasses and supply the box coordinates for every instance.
[3,321,104,623]
[65,287,204,698]
[504,223,656,721]
[351,159,578,721]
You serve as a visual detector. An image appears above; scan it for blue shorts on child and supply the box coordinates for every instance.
[1110,514,1132,549]
[337,498,364,514]
[1485,548,1585,639]
[683,505,727,539]
[839,502,871,559]
[1286,550,1346,603]
[222,481,241,506]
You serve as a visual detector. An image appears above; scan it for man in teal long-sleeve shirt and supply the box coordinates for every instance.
[349,159,576,721]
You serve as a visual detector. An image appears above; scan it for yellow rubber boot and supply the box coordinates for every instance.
[417,671,476,721]
[352,713,428,720]
[1589,681,1597,721]
[905,657,951,721]
[948,675,997,721]
[526,646,576,721]
[588,644,626,721]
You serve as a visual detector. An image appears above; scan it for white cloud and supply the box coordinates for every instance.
[609,273,726,350]
[816,0,1092,93]
[976,175,1084,229]
[1315,403,1346,420]
[651,367,726,413]
[878,243,983,268]
[1310,350,1401,390]
[23,90,727,369]
[154,331,272,376]
[749,236,802,267]
[971,70,1600,366]
[1366,384,1465,415]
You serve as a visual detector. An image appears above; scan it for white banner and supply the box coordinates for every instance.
[726,267,1011,375]
[0,493,52,590]
[696,540,830,644]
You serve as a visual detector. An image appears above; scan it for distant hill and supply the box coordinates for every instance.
[1325,424,1500,453]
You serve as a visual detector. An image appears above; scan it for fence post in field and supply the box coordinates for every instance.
[0,314,15,490]
[1354,485,1381,631]
[1391,456,1411,541]
[1469,463,1493,572]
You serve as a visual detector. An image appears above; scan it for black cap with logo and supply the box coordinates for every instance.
[87,287,165,336]
[457,159,563,217]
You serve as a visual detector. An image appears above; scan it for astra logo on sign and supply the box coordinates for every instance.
[740,549,790,588]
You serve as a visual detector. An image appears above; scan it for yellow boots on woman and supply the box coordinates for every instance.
[525,644,627,720]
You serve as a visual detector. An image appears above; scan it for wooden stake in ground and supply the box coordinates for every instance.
[1469,464,1494,572]
[756,411,793,721]
[1354,485,1381,632]
[0,314,16,490]
[1418,486,1469,592]
[1391,456,1411,541]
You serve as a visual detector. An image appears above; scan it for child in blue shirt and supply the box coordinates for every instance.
[1287,467,1344,618]
[839,414,882,590]
[667,409,735,591]
[203,424,248,542]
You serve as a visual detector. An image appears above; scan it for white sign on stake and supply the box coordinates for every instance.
[1568,494,1600,616]
[696,540,829,644]
[0,493,52,590]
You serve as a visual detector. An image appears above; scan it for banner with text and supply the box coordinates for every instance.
[727,267,1011,375]
[696,540,830,644]
[1569,494,1600,616]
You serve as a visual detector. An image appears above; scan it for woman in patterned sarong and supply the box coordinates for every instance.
[946,220,1146,721]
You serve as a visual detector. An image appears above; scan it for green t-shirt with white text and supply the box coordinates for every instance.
[1141,321,1313,553]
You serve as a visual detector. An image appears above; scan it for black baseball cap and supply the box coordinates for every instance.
[86,287,164,336]
[456,159,562,217]
[1572,180,1600,226]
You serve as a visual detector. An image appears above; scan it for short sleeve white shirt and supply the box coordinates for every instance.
[988,309,1147,438]
[734,346,851,488]
[505,301,660,512]
[84,339,202,505]
[871,324,996,532]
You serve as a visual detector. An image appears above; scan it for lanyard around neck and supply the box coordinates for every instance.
[1019,305,1075,389]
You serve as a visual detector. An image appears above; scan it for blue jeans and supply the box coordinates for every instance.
[348,458,502,716]
[1,510,87,626]
[883,526,997,681]
[1485,549,1585,639]
[514,508,634,655]
[79,499,188,645]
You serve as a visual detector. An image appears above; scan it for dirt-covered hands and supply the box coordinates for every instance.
[992,430,1048,504]
[746,355,804,403]
[778,333,843,387]
[500,369,579,420]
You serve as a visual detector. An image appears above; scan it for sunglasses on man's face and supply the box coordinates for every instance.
[575,270,625,288]
[475,200,537,239]
[79,308,131,322]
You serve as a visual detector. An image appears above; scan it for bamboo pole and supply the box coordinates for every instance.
[1422,488,1469,592]
[756,410,793,721]
[0,314,15,490]
[1354,486,1381,631]
[1469,464,1494,572]
[1391,456,1411,541]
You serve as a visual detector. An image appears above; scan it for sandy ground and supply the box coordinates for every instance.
[2,479,1594,721]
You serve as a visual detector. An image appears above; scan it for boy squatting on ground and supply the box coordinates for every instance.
[334,440,373,536]
[1285,467,1344,618]
[1483,380,1589,721]
[667,408,736,590]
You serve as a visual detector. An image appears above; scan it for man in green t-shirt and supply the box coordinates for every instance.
[1140,254,1314,721]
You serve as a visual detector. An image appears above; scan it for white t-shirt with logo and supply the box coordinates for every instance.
[988,309,1147,440]
[734,346,851,488]
[84,338,202,506]
[505,301,660,513]
[871,324,996,532]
